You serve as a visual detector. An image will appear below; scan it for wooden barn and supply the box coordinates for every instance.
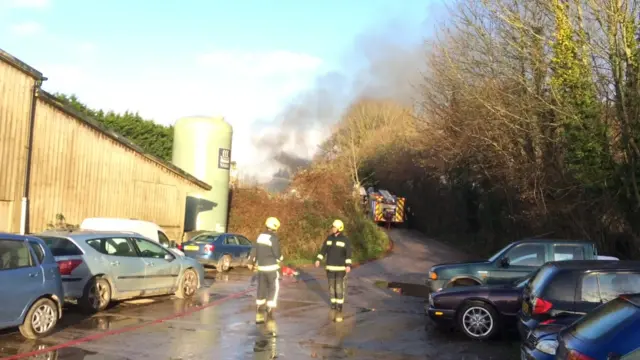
[0,48,211,240]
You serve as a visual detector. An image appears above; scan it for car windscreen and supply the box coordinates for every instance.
[529,265,556,295]
[40,236,83,256]
[487,244,510,262]
[192,234,220,244]
[569,298,639,341]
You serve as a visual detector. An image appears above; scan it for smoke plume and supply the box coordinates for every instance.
[256,7,444,191]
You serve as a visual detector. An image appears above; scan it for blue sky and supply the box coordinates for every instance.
[0,0,440,180]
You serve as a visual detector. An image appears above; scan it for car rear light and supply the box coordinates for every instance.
[204,244,214,253]
[567,349,596,360]
[533,297,553,315]
[57,259,83,275]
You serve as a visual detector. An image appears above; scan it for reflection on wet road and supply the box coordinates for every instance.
[0,230,519,359]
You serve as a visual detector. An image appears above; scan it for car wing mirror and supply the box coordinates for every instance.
[500,257,510,267]
[164,254,175,261]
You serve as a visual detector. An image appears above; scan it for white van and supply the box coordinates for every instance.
[79,218,184,256]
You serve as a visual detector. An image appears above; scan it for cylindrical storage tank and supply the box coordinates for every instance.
[172,116,233,233]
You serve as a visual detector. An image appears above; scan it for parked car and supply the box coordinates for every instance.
[38,230,205,313]
[179,232,253,272]
[553,294,640,359]
[518,260,640,341]
[79,217,184,256]
[0,233,64,339]
[520,318,577,360]
[426,239,597,293]
[426,274,533,340]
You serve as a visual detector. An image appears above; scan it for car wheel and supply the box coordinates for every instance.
[80,277,112,314]
[218,255,231,272]
[456,300,500,341]
[19,298,59,339]
[175,268,198,299]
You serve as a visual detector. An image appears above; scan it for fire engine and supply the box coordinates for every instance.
[364,187,406,228]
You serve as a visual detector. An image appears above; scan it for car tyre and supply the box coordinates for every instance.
[79,277,111,314]
[19,298,59,339]
[175,268,198,299]
[456,300,500,341]
[217,254,232,272]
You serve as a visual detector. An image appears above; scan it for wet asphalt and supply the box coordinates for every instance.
[0,229,520,360]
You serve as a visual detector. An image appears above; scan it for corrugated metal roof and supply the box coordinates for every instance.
[38,91,212,190]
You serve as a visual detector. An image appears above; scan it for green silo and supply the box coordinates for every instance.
[172,116,233,233]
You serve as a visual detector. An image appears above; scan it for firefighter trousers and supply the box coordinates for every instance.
[256,270,280,309]
[327,270,347,305]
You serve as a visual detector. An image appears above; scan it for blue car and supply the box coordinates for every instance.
[0,233,64,339]
[554,294,640,359]
[179,232,253,272]
[520,317,576,359]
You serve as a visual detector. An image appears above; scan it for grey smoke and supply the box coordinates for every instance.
[257,6,443,189]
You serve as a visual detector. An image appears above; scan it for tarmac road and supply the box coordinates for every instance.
[0,229,520,360]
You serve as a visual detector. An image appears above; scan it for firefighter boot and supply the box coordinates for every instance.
[266,307,275,320]
[256,305,266,324]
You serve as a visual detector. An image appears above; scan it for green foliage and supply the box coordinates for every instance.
[550,0,612,188]
[55,93,174,161]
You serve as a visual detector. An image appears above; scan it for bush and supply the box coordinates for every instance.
[228,164,389,265]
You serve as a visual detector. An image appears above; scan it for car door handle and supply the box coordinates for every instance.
[110,261,120,266]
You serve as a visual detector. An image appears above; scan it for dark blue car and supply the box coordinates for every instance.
[554,294,640,359]
[179,232,253,272]
[0,233,64,339]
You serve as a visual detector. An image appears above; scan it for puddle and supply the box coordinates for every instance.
[0,342,99,360]
[374,281,430,298]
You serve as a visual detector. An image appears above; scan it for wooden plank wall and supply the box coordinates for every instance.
[0,59,34,231]
[0,59,206,240]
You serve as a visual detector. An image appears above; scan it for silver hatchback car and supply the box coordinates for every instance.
[38,230,205,313]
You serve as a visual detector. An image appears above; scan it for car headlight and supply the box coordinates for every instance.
[535,339,558,355]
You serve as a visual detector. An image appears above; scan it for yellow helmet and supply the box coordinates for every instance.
[332,219,344,232]
[265,217,281,231]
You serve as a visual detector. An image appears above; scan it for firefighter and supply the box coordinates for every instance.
[250,217,283,324]
[314,219,352,317]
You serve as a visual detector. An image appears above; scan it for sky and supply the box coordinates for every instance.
[0,0,436,181]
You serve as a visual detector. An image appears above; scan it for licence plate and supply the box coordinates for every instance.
[522,301,529,314]
[184,245,199,251]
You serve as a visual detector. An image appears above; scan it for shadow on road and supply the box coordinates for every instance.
[295,268,331,306]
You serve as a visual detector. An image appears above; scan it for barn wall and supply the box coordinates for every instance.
[0,51,209,240]
[0,57,35,231]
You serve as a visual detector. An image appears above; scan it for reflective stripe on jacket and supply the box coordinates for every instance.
[316,233,352,271]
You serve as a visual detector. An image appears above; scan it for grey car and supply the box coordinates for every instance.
[38,230,205,313]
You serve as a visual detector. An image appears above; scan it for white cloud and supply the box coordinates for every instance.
[5,0,50,9]
[37,50,325,179]
[9,21,42,36]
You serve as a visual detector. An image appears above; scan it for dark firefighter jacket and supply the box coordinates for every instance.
[316,233,353,271]
[250,231,283,272]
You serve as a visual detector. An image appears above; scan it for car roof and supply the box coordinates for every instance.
[37,229,145,239]
[0,232,43,242]
[513,238,593,245]
[545,260,640,271]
